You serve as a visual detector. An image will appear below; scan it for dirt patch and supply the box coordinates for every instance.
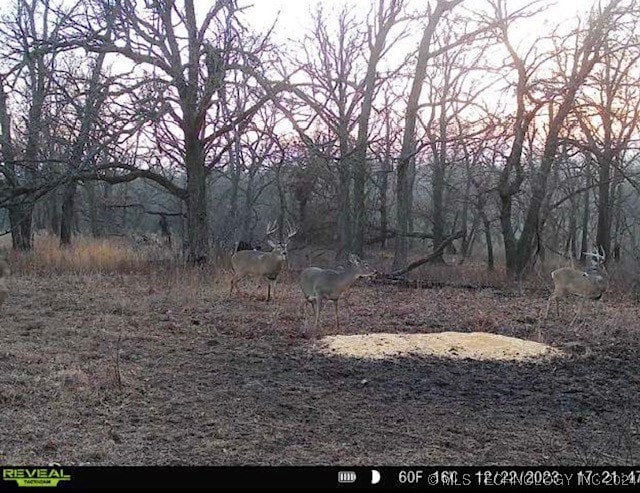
[316,332,562,361]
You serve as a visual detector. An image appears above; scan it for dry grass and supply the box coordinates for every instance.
[1,236,640,465]
[10,233,144,275]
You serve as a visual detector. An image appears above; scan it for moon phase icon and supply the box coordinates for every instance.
[371,470,381,485]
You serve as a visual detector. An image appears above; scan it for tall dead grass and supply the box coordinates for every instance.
[6,233,237,298]
[12,233,155,275]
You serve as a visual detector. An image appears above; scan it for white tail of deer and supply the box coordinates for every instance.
[229,221,297,302]
[0,249,9,308]
[299,254,376,338]
[542,246,608,331]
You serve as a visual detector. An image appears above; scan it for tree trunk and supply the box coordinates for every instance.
[241,169,256,242]
[460,213,480,264]
[565,195,577,260]
[379,164,389,250]
[352,155,366,257]
[227,160,240,244]
[431,159,446,263]
[84,181,101,237]
[481,211,494,271]
[458,165,471,263]
[60,182,77,245]
[379,103,392,250]
[102,184,114,235]
[612,175,622,262]
[580,170,590,264]
[499,188,519,276]
[8,206,33,250]
[185,137,210,264]
[595,152,612,258]
[337,154,352,258]
[394,154,411,271]
[49,192,61,235]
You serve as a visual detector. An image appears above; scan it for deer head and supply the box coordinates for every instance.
[264,220,297,259]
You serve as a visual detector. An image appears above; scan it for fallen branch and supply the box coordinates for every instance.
[106,203,183,217]
[389,231,464,277]
[366,228,434,245]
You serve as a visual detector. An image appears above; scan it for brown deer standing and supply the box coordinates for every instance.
[541,246,608,336]
[299,254,376,338]
[229,221,297,302]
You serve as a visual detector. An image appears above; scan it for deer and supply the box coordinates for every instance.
[229,221,297,302]
[541,246,608,331]
[0,250,9,308]
[299,254,377,338]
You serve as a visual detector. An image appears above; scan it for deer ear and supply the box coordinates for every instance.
[267,240,277,249]
[348,254,359,264]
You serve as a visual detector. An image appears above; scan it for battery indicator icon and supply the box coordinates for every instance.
[338,471,357,483]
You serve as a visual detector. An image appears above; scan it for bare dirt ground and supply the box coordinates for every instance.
[1,268,640,466]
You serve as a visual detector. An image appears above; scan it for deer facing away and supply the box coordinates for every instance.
[543,246,609,327]
[0,250,9,308]
[229,221,296,302]
[300,254,376,337]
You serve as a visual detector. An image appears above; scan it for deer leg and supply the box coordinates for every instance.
[536,322,544,343]
[538,297,552,342]
[314,298,322,333]
[230,274,244,297]
[544,294,555,320]
[570,299,585,328]
[596,298,604,316]
[301,299,309,337]
[333,299,339,329]
[264,277,277,302]
[305,299,312,337]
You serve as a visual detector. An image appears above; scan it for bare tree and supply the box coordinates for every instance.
[420,14,493,263]
[58,43,111,245]
[282,2,405,258]
[571,12,640,260]
[493,0,627,279]
[0,0,69,249]
[352,0,405,256]
[392,0,463,271]
[80,0,273,263]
